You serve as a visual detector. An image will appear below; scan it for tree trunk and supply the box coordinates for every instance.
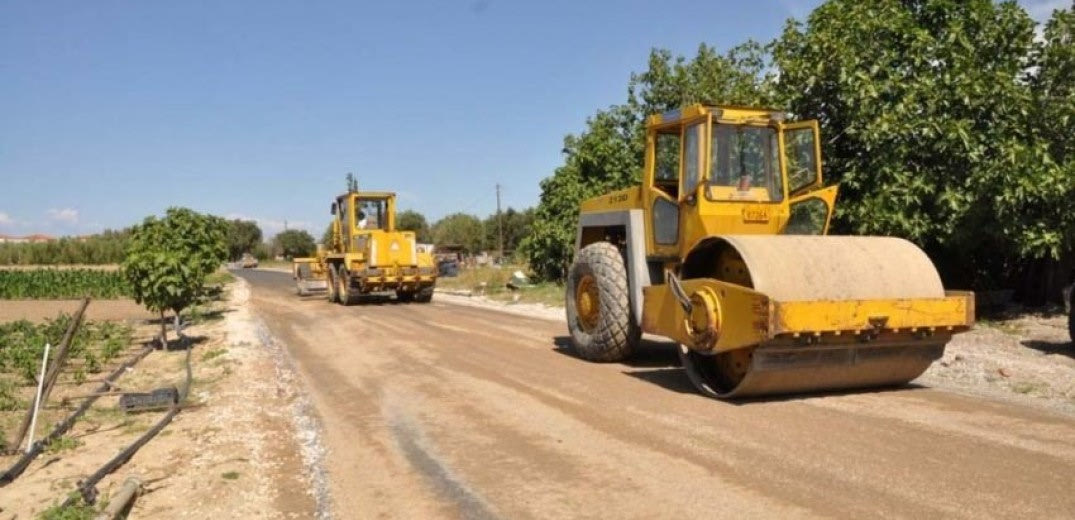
[173,311,183,341]
[158,309,167,347]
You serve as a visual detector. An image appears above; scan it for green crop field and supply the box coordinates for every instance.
[0,315,133,411]
[0,268,131,299]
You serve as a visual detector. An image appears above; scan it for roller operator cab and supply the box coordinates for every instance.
[567,104,975,399]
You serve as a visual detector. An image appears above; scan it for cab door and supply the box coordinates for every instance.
[781,119,836,235]
[677,119,707,248]
[647,127,682,259]
[782,120,823,197]
[785,185,838,235]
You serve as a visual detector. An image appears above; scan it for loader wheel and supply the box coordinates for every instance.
[337,268,358,306]
[396,290,415,302]
[415,287,434,303]
[565,242,640,362]
[326,266,339,303]
[1068,289,1074,343]
[295,264,310,296]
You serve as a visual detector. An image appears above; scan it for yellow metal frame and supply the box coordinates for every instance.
[642,278,974,353]
[773,291,974,336]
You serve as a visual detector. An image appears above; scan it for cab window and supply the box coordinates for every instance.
[654,130,680,198]
[785,127,819,193]
[682,123,702,197]
[356,200,387,230]
[710,125,783,202]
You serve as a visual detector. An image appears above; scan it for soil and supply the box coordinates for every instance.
[922,312,1075,414]
[0,299,156,323]
[238,269,1075,519]
[0,280,317,518]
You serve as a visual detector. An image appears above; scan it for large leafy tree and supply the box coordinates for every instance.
[398,210,432,243]
[522,43,772,280]
[432,213,484,253]
[772,0,1074,298]
[226,219,262,261]
[483,207,535,256]
[321,223,335,248]
[122,207,228,345]
[273,229,317,259]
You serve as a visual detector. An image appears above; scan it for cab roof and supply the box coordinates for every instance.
[646,104,787,129]
[337,191,396,201]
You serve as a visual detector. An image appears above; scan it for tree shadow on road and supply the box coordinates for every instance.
[1021,339,1074,359]
[158,334,209,352]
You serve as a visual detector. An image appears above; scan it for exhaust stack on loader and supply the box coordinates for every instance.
[565,104,973,399]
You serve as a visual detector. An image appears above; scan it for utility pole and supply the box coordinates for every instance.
[496,183,504,261]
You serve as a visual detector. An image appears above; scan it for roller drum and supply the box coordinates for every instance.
[682,235,950,399]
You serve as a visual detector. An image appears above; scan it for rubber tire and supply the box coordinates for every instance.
[1068,287,1074,343]
[415,287,434,303]
[565,241,640,362]
[397,290,415,302]
[326,265,339,303]
[337,268,357,306]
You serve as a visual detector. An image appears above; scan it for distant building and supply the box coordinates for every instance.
[0,234,55,244]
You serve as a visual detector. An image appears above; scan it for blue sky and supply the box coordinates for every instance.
[0,0,1063,237]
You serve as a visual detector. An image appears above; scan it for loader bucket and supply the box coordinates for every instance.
[670,235,973,399]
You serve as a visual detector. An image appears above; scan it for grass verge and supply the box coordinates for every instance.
[437,266,564,307]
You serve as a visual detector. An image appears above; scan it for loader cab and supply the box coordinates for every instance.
[331,191,398,252]
[642,105,838,259]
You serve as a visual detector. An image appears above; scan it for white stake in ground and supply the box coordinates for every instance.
[26,342,51,454]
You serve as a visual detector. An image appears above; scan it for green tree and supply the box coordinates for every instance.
[397,210,432,243]
[0,229,132,265]
[483,207,535,256]
[522,43,771,280]
[1033,4,1075,166]
[226,219,263,261]
[122,207,228,345]
[321,223,335,248]
[771,0,1073,299]
[273,229,317,259]
[432,213,484,253]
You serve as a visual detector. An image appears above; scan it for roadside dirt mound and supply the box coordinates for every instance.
[922,312,1075,414]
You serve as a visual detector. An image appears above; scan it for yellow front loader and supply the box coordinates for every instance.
[566,104,974,399]
[301,188,437,305]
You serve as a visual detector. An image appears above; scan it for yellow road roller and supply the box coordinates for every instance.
[566,104,974,399]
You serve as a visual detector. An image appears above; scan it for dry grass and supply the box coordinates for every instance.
[438,266,564,307]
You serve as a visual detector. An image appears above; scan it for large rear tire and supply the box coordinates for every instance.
[565,241,639,362]
[338,268,358,306]
[326,265,339,303]
[415,286,434,303]
[1068,285,1074,343]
